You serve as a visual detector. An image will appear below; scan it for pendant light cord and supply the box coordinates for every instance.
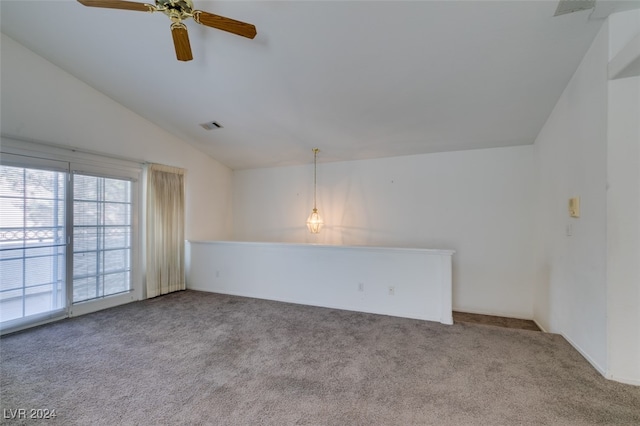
[307,148,323,234]
[313,148,319,210]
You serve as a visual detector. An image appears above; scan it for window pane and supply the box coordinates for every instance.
[73,175,98,201]
[73,251,97,278]
[73,226,98,252]
[72,277,94,303]
[104,178,129,203]
[74,201,98,226]
[104,271,129,295]
[103,227,129,249]
[105,203,128,225]
[103,249,129,273]
[0,258,24,292]
[0,166,25,198]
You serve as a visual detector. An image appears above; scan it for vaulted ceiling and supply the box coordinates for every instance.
[0,1,634,169]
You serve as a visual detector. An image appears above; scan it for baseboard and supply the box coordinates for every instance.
[187,286,446,324]
[533,319,548,333]
[559,332,607,378]
[606,374,640,386]
[493,318,638,386]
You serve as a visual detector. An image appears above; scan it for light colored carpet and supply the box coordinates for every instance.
[1,290,639,425]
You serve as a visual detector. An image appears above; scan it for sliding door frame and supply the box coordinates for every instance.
[1,137,143,333]
[69,163,141,317]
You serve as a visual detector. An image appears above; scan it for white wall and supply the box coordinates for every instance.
[233,146,536,319]
[606,9,640,385]
[533,21,609,374]
[534,8,640,385]
[0,33,233,241]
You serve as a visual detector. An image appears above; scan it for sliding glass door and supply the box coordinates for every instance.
[0,149,140,332]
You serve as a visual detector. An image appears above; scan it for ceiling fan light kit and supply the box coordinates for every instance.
[77,0,256,61]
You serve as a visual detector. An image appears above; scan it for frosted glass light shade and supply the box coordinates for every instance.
[306,208,324,234]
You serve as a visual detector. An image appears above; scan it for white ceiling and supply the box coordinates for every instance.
[0,1,633,169]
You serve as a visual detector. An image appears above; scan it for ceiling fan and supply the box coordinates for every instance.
[77,0,257,61]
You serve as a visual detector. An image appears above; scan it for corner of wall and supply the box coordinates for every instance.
[531,18,610,373]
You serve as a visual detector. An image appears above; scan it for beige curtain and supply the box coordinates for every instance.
[146,163,185,298]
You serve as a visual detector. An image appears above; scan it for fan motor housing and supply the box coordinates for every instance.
[155,0,194,20]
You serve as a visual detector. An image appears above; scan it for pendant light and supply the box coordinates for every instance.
[306,148,324,234]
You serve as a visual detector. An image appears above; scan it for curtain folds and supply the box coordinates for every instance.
[146,163,185,298]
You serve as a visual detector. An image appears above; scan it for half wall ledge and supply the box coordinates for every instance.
[186,241,455,325]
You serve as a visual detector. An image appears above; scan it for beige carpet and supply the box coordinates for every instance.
[1,290,639,425]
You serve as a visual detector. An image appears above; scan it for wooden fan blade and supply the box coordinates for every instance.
[193,10,257,39]
[171,23,193,62]
[77,0,153,12]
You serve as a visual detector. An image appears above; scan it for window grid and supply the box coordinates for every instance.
[72,174,132,304]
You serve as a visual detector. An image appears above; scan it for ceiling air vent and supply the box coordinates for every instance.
[554,0,596,16]
[200,121,223,130]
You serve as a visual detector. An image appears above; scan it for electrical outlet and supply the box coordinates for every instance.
[388,286,395,296]
[358,282,364,292]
